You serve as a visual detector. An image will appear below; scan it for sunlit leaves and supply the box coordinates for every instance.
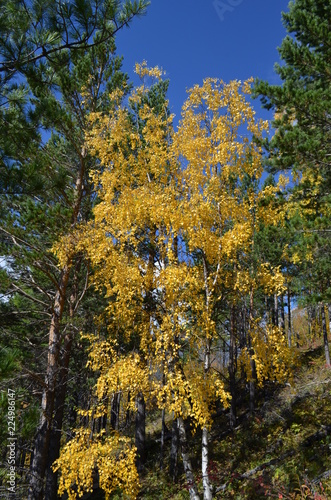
[239,321,294,387]
[54,69,295,496]
[53,429,139,500]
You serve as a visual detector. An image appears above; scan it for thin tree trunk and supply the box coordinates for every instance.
[202,426,212,500]
[274,294,279,328]
[126,392,131,428]
[111,392,120,430]
[249,359,257,416]
[321,304,331,367]
[177,416,200,500]
[202,341,212,500]
[287,285,292,348]
[280,294,285,332]
[160,407,166,470]
[201,255,213,500]
[229,306,236,429]
[248,289,256,416]
[135,392,146,474]
[265,296,269,324]
[170,416,179,483]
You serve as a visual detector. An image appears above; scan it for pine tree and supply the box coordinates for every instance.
[0,0,149,82]
[254,0,331,362]
[0,4,149,497]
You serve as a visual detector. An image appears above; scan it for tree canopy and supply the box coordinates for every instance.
[0,1,330,499]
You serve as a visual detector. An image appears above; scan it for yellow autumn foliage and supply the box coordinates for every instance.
[239,321,294,387]
[54,66,294,497]
[53,429,139,500]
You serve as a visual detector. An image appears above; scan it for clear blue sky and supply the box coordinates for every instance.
[116,0,290,125]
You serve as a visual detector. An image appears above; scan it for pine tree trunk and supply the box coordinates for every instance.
[45,261,82,500]
[177,416,200,500]
[28,152,86,500]
[44,331,73,500]
[28,266,70,500]
[223,339,227,368]
[135,392,146,474]
[170,416,179,483]
[321,304,331,367]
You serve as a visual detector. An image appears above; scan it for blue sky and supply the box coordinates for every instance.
[116,0,290,126]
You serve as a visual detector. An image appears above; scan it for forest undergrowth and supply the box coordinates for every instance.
[135,340,331,499]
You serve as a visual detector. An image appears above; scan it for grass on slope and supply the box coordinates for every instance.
[138,346,331,499]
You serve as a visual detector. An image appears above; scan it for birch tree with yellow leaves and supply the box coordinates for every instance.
[170,77,293,499]
[54,66,294,500]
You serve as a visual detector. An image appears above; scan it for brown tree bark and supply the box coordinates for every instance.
[160,407,166,470]
[28,153,86,500]
[321,304,331,367]
[28,266,71,500]
[170,416,179,483]
[135,392,146,474]
[44,331,73,500]
[45,259,84,499]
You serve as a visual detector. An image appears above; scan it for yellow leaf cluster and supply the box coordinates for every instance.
[134,60,165,80]
[239,322,294,387]
[257,263,286,296]
[53,429,139,500]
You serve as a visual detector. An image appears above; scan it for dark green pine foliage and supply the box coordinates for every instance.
[0,0,149,82]
[0,0,149,209]
[253,0,331,360]
[253,0,330,232]
[254,0,330,179]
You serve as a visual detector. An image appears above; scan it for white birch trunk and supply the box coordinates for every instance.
[201,254,213,499]
[177,416,200,500]
[202,426,212,500]
[202,340,213,500]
